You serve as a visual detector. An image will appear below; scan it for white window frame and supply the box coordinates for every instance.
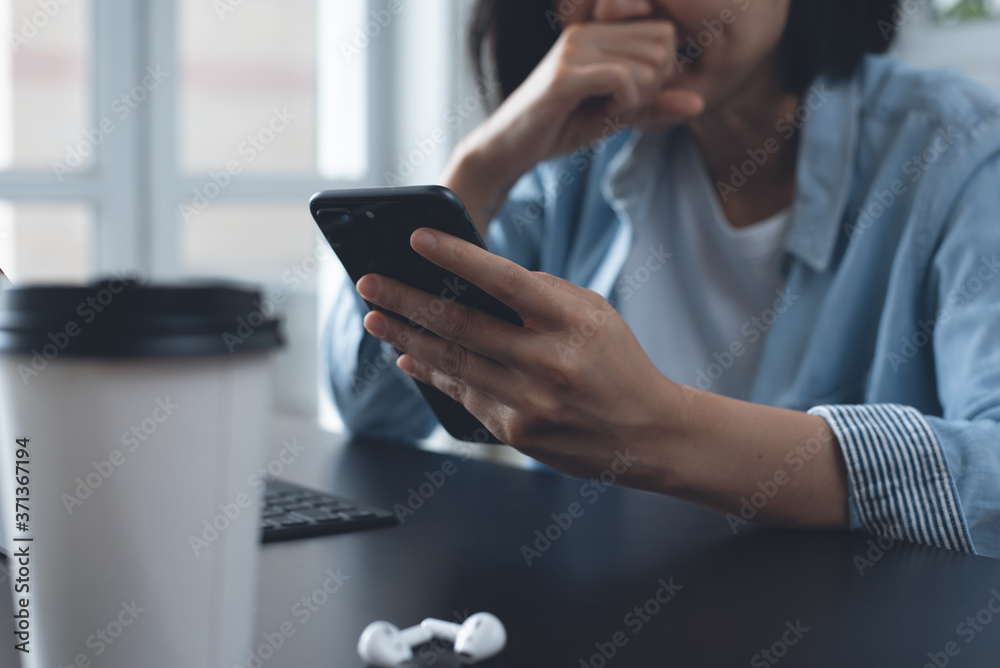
[0,0,451,276]
[0,0,143,273]
[0,0,472,420]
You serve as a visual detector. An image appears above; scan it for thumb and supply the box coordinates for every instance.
[628,88,704,130]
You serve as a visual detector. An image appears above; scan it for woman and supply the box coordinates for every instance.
[326,0,1000,558]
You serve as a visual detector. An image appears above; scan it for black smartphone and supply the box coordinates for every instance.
[310,185,522,444]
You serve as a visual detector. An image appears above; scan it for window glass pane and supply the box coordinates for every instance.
[895,1,1000,92]
[934,0,1000,21]
[0,0,92,171]
[180,202,331,284]
[317,0,368,180]
[178,0,320,175]
[0,200,94,283]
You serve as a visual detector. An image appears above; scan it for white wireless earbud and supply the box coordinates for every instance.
[358,612,507,666]
[452,612,507,664]
[419,618,461,642]
[357,620,432,667]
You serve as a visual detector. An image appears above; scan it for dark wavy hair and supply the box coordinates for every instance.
[469,0,900,105]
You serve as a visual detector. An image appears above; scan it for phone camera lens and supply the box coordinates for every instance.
[322,208,355,227]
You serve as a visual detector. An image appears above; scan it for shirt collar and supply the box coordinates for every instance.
[784,75,861,273]
[599,74,862,275]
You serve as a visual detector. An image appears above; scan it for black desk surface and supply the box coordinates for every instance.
[4,416,1000,667]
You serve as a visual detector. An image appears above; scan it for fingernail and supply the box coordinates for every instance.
[364,312,387,338]
[411,228,438,253]
[397,355,415,375]
[356,275,379,300]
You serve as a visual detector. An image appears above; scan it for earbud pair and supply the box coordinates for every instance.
[357,612,506,666]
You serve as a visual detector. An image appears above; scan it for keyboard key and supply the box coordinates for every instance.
[270,514,311,527]
[290,508,340,522]
[260,479,398,544]
[283,501,318,511]
[316,503,354,513]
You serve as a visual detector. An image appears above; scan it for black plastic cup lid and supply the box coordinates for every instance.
[0,277,284,358]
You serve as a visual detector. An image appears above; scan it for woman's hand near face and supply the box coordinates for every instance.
[443,20,704,235]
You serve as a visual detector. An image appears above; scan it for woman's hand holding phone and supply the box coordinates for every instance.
[442,20,704,234]
[357,227,848,529]
[357,227,683,487]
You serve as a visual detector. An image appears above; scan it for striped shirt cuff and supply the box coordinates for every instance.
[808,403,972,553]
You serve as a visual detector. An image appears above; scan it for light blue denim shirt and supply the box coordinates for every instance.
[325,55,1000,558]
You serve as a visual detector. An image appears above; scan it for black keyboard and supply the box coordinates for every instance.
[261,479,397,544]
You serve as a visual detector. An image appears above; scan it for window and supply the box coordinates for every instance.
[934,0,1000,22]
[895,1,1000,91]
[0,0,468,423]
[1,0,94,282]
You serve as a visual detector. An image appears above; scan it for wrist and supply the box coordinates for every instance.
[661,382,698,493]
[630,377,695,496]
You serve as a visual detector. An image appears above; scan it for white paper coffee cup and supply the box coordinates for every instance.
[0,279,283,668]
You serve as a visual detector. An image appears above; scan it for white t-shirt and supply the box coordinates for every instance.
[613,129,792,400]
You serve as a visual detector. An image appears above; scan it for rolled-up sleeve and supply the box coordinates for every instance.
[808,404,974,552]
[809,155,1000,557]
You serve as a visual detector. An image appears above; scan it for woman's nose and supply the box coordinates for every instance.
[591,0,655,22]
